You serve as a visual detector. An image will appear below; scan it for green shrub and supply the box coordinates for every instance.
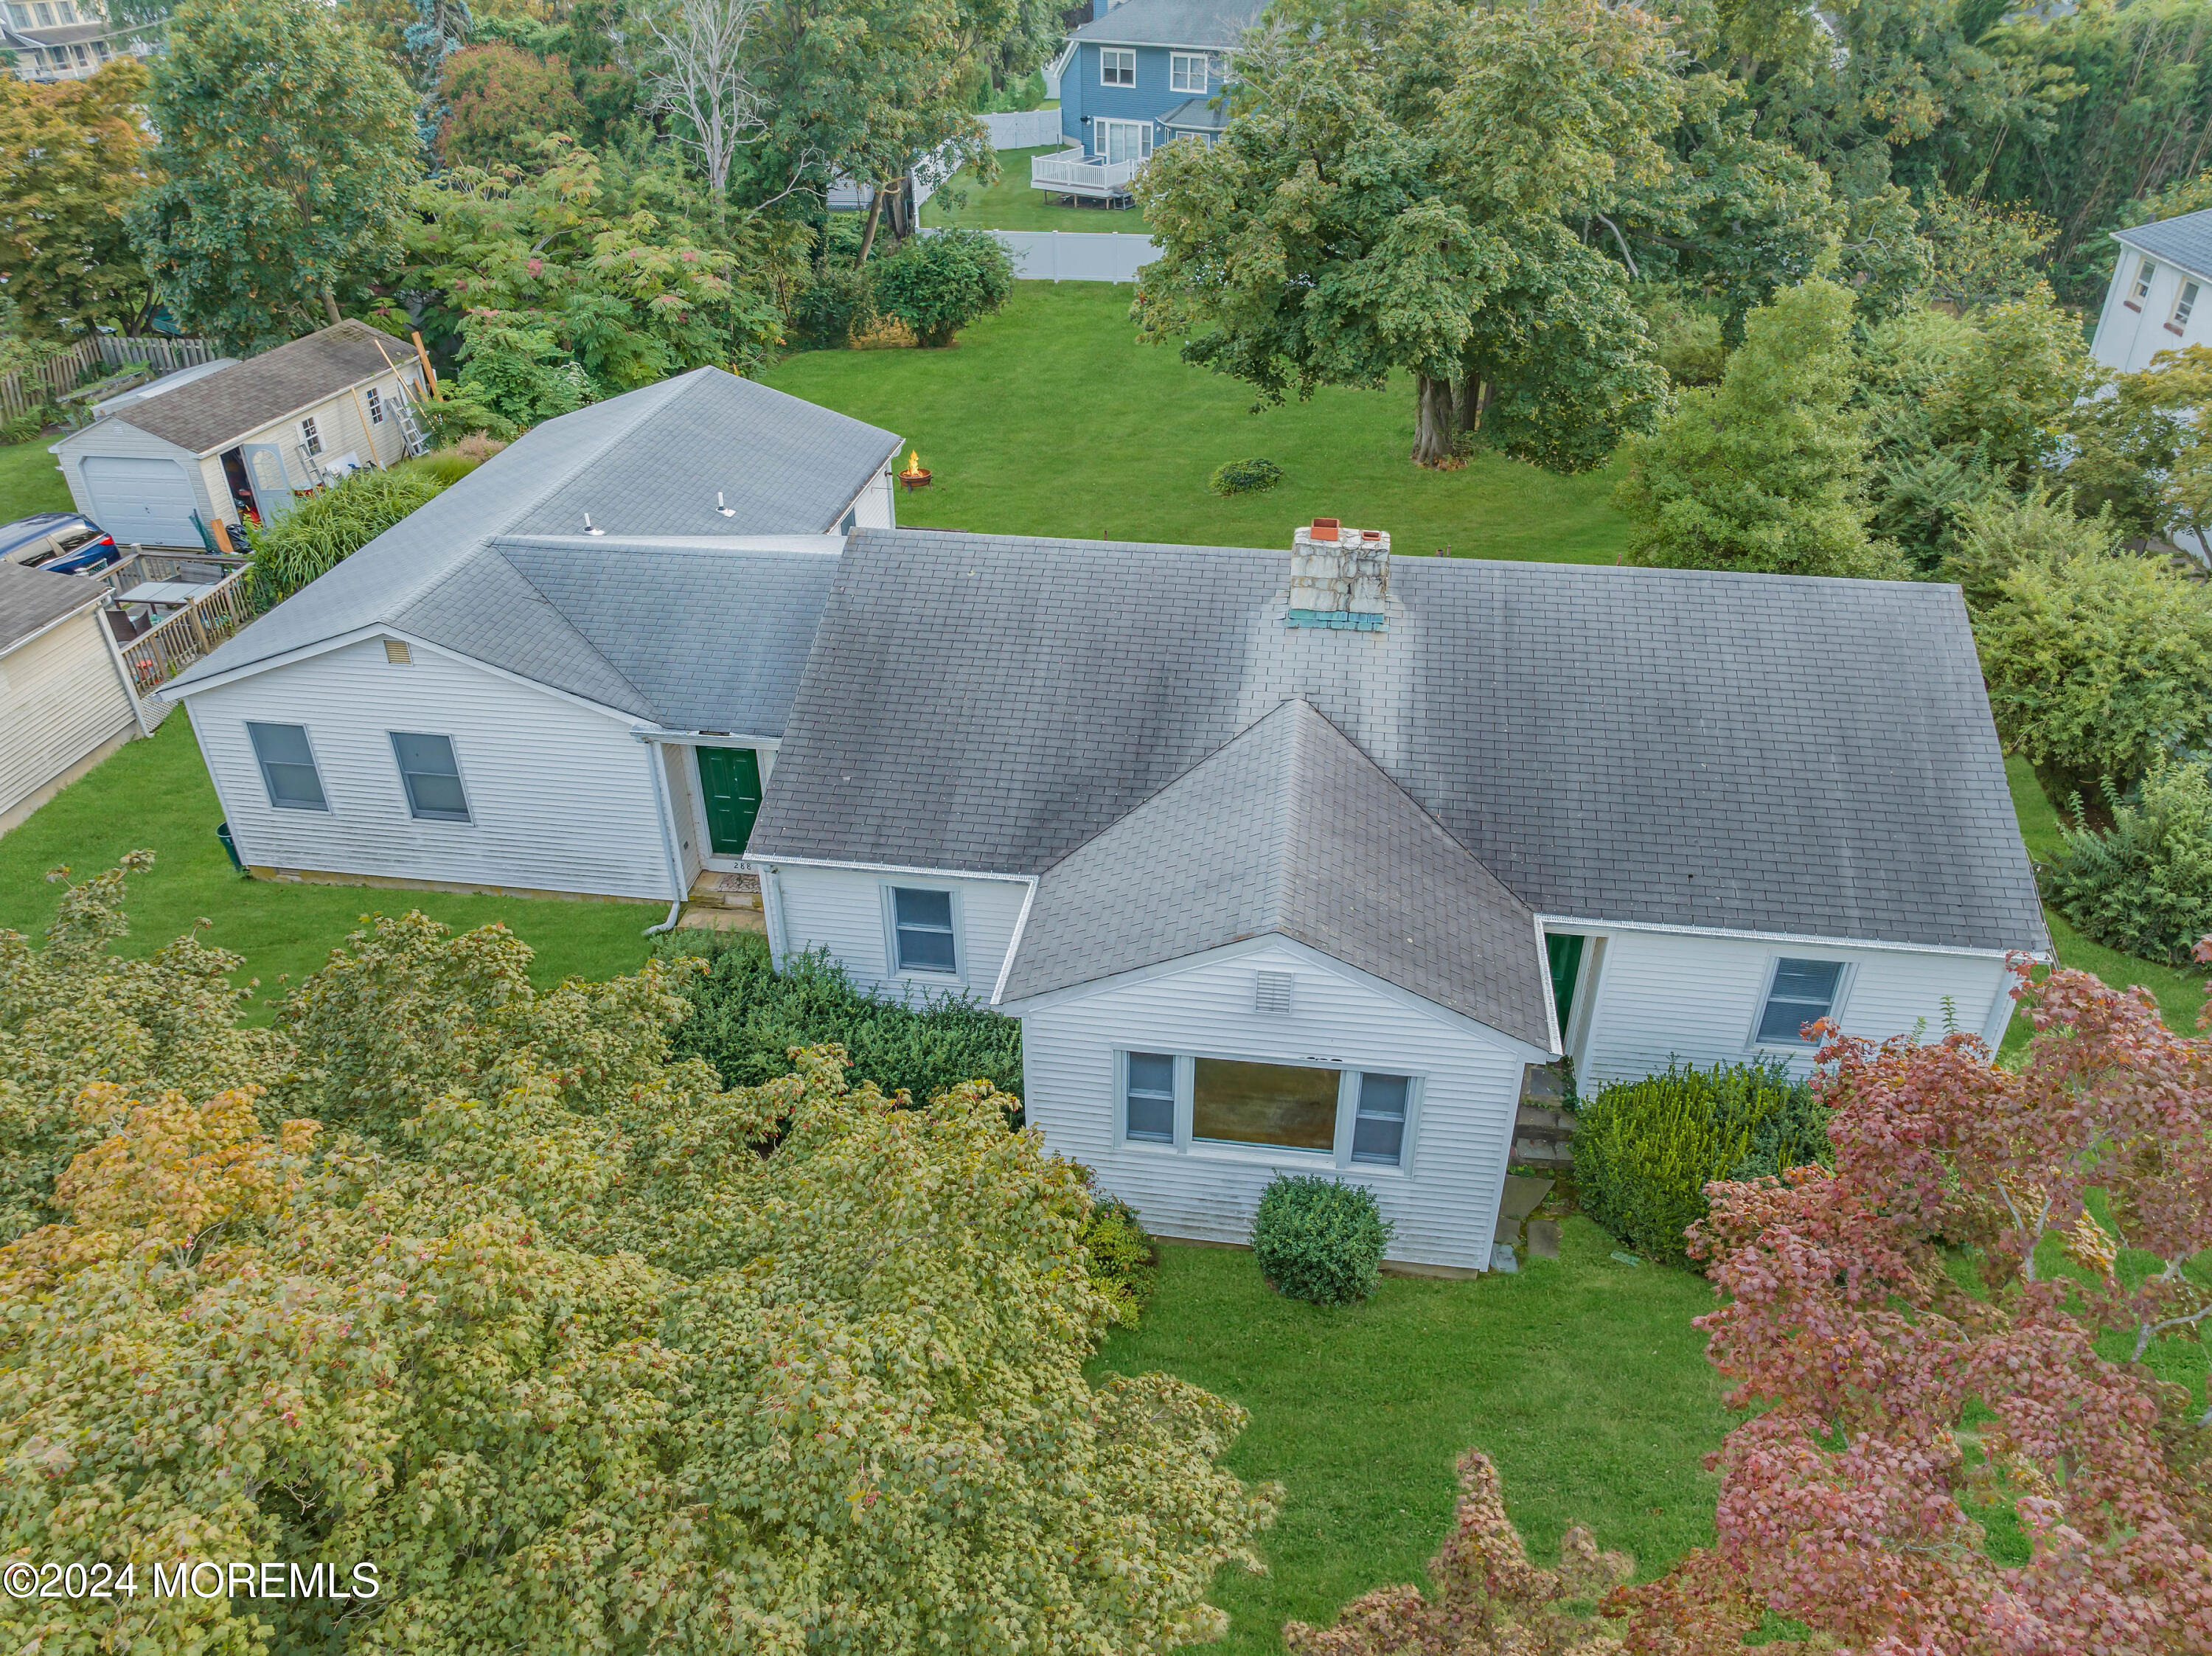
[789,262,874,351]
[1208,457,1285,497]
[2042,761,2212,966]
[244,465,448,605]
[454,307,593,425]
[1079,1191,1158,1326]
[1251,1174,1392,1306]
[871,229,1015,348]
[1572,1059,1827,1270]
[657,931,1023,1103]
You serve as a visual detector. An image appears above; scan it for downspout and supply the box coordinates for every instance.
[634,728,687,935]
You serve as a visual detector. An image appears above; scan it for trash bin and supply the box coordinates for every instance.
[215,821,243,872]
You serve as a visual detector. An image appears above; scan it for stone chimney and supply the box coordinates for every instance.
[1287,518,1389,630]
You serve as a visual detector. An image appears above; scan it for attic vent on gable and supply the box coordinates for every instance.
[383,639,411,664]
[1254,971,1295,1015]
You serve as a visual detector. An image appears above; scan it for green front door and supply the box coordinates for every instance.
[696,746,762,856]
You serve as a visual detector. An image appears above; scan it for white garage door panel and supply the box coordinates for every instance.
[82,456,201,546]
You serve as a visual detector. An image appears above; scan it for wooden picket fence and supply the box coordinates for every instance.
[0,335,218,428]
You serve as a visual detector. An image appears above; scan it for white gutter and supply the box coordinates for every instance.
[1535,913,2049,963]
[633,729,689,934]
[742,850,1034,883]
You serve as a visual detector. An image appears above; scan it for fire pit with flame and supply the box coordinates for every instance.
[897,448,931,490]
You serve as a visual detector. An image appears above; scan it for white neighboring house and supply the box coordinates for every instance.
[50,321,431,550]
[1,0,143,81]
[2090,206,2212,375]
[158,368,902,911]
[0,560,145,833]
[742,525,2048,1276]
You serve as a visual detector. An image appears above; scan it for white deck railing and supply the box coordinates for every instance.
[1031,151,1142,195]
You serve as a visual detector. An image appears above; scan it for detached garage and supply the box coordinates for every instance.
[49,321,431,550]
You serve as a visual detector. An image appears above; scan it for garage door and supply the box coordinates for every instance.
[80,456,202,548]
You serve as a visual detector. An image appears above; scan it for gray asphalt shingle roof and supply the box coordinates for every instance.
[751,529,2048,956]
[2114,208,2212,285]
[165,368,898,731]
[1069,0,1263,49]
[103,321,410,456]
[1000,698,1554,1045]
[0,562,102,656]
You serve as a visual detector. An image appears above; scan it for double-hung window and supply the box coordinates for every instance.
[2172,281,2201,334]
[390,732,470,822]
[890,887,958,975]
[1124,1053,1177,1144]
[1351,1074,1411,1166]
[1756,958,1844,1046]
[2130,257,2156,307]
[1100,47,1134,86]
[1169,52,1206,92]
[1121,1051,1417,1169]
[247,722,327,811]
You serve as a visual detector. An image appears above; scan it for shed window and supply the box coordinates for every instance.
[891,887,957,974]
[1194,1058,1337,1152]
[1756,959,1844,1046]
[1170,52,1206,92]
[2131,257,2157,305]
[247,721,327,811]
[366,386,385,424]
[1124,1052,1176,1144]
[299,415,322,456]
[1350,1073,1410,1166]
[390,731,469,821]
[1101,47,1134,86]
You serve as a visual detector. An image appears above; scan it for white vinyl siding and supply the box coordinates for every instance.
[0,608,137,829]
[181,638,672,898]
[766,863,1029,999]
[2091,245,2212,377]
[1567,925,2014,1086]
[1017,937,1526,1272]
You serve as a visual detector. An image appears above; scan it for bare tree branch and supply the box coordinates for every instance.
[639,0,770,229]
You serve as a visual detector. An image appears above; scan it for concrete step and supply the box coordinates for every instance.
[688,871,762,910]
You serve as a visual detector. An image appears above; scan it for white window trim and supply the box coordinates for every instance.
[2170,279,2200,333]
[1169,52,1206,93]
[1747,955,1854,1052]
[246,720,330,814]
[2129,257,2156,307]
[387,730,475,826]
[880,881,965,984]
[1111,1046,1421,1175]
[1099,46,1135,86]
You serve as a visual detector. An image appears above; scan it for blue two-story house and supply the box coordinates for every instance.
[1056,0,1262,165]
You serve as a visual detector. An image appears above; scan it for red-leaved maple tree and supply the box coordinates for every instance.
[1630,949,2212,1655]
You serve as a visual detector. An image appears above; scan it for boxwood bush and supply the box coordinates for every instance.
[1572,1059,1828,1269]
[656,932,1023,1104]
[1208,457,1284,497]
[1251,1174,1392,1305]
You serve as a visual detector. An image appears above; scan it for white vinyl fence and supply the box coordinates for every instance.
[979,108,1065,149]
[983,230,1159,283]
[829,110,1069,211]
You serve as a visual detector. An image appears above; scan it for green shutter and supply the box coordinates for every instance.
[696,746,763,855]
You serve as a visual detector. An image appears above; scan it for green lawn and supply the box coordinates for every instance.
[0,716,658,1020]
[763,283,1632,563]
[1092,1230,1733,1655]
[0,434,72,523]
[921,143,1154,234]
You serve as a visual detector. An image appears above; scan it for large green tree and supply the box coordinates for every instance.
[1614,278,1905,579]
[127,0,419,352]
[1136,0,1680,471]
[0,60,156,338]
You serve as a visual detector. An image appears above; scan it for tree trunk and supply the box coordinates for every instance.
[321,289,341,327]
[1411,374,1456,467]
[855,185,888,268]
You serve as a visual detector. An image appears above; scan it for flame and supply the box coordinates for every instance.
[905,449,922,473]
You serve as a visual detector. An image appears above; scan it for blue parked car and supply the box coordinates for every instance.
[0,512,122,575]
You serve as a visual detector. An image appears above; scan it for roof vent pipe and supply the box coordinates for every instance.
[717,492,735,518]
[583,513,605,537]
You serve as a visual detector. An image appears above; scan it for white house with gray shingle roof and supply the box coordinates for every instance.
[2092,206,2212,376]
[159,368,901,905]
[744,521,2046,1275]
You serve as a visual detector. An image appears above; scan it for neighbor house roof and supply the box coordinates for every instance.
[162,369,901,729]
[999,698,1554,1046]
[751,529,2048,957]
[2113,208,2212,285]
[87,321,414,456]
[0,562,104,658]
[1069,0,1262,49]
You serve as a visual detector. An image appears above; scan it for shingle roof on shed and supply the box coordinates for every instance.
[751,529,2049,956]
[103,321,410,456]
[164,368,897,731]
[1069,0,1263,49]
[2113,208,2212,285]
[0,562,103,657]
[999,698,1554,1046]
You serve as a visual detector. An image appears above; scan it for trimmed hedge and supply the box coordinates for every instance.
[1571,1059,1828,1269]
[657,932,1023,1104]
[1252,1174,1392,1306]
[1208,457,1284,497]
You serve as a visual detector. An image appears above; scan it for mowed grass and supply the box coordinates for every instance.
[0,434,72,523]
[920,142,1155,234]
[0,716,658,1021]
[1091,1231,1733,1655]
[762,282,1633,563]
